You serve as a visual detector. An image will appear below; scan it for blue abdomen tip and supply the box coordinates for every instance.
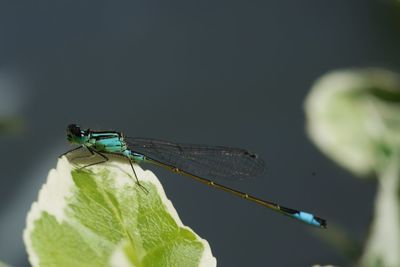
[293,212,327,228]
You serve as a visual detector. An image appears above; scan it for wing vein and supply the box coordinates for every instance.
[126,137,265,181]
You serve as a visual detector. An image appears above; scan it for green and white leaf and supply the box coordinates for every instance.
[305,68,400,267]
[305,68,400,177]
[23,157,216,267]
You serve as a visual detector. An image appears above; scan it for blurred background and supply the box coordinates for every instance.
[1,1,400,266]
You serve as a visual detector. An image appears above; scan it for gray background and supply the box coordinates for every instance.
[1,1,400,266]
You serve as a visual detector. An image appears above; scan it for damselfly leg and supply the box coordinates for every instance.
[59,146,84,158]
[77,147,109,170]
[67,147,149,194]
[126,157,149,194]
[68,147,99,162]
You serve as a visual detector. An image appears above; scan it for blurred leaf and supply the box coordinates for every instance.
[0,117,23,134]
[305,68,400,267]
[305,68,400,177]
[23,158,216,267]
[359,157,400,267]
[0,261,10,267]
[314,222,362,263]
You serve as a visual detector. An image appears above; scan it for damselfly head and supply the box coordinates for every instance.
[66,124,85,144]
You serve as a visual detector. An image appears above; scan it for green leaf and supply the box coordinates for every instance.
[23,158,216,267]
[305,68,400,177]
[0,260,10,267]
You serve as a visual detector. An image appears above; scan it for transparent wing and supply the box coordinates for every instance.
[126,138,265,181]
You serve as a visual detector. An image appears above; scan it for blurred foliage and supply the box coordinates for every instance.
[305,68,400,267]
[0,117,23,134]
[315,223,362,264]
[305,68,400,177]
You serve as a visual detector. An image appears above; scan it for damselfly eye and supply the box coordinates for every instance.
[67,124,82,137]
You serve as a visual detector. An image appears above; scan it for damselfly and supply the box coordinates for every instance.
[62,124,326,228]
